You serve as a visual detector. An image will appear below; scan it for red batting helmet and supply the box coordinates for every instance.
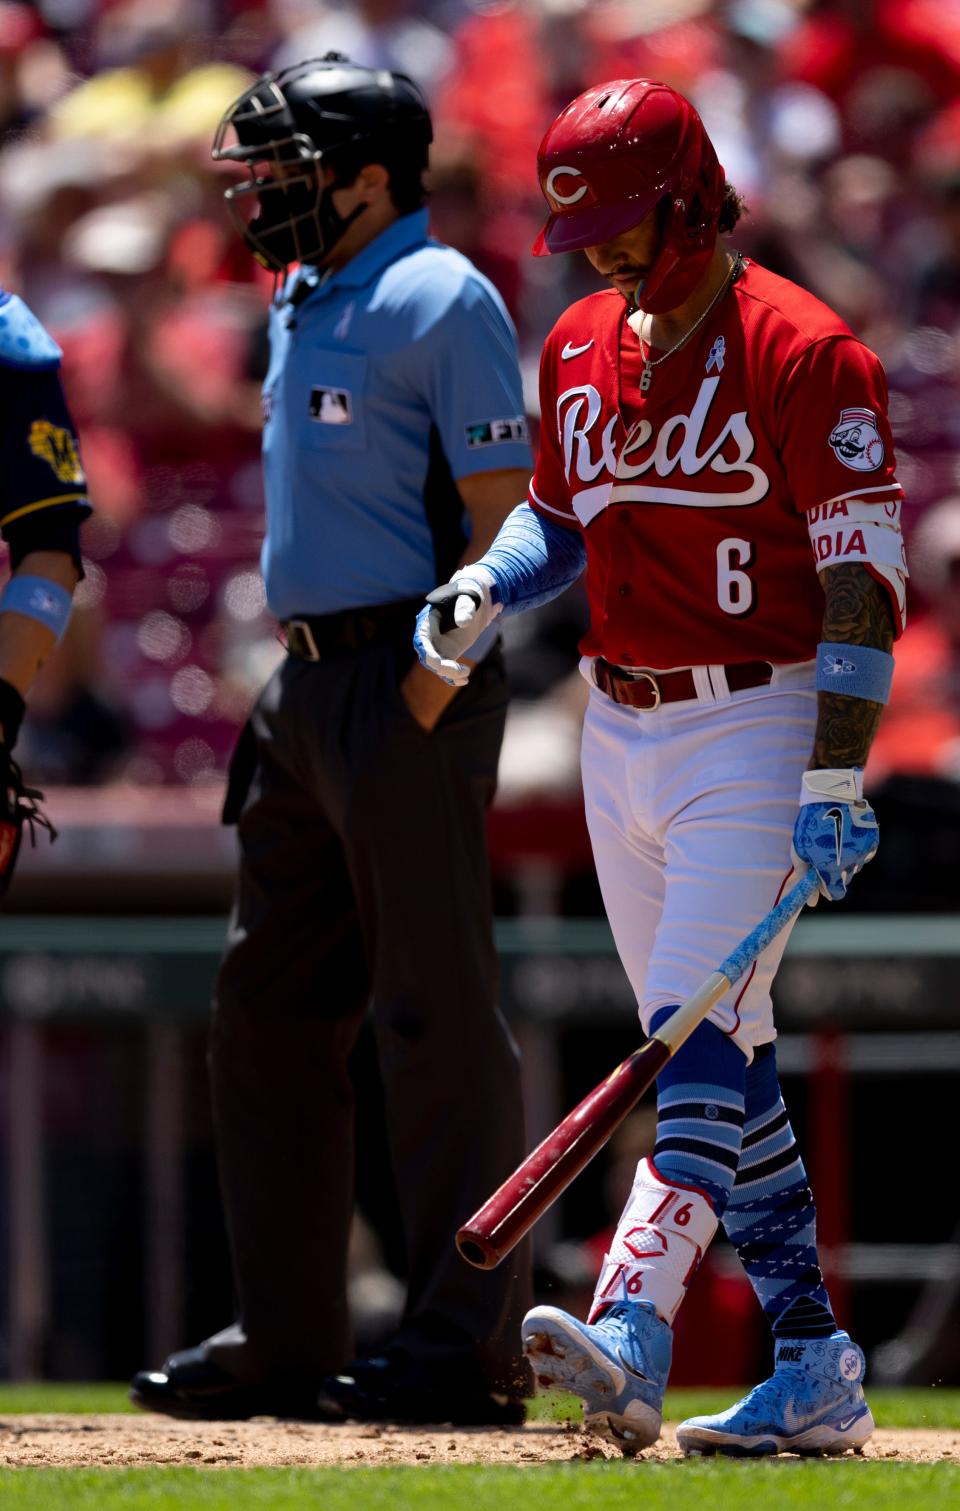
[533,79,726,314]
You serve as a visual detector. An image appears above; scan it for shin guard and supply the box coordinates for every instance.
[590,1157,718,1326]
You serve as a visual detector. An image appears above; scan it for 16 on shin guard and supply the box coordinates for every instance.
[590,1157,717,1326]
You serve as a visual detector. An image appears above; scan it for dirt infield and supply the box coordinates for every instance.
[0,1416,956,1468]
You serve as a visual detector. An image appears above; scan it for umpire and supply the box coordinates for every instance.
[131,55,533,1424]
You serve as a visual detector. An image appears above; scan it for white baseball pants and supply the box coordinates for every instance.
[580,659,817,1060]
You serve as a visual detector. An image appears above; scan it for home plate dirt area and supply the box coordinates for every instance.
[0,1417,956,1468]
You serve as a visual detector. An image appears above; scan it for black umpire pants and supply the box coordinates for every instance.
[205,633,531,1395]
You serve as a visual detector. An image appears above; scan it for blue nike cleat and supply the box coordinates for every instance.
[677,1331,874,1457]
[521,1301,672,1455]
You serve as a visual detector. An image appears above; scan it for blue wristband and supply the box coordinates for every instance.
[0,575,73,639]
[816,641,894,703]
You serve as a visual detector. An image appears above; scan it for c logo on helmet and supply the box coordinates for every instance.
[546,166,589,206]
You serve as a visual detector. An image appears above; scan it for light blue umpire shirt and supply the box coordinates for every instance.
[261,208,531,636]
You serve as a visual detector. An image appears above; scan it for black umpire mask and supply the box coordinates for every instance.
[242,164,365,271]
[212,54,431,273]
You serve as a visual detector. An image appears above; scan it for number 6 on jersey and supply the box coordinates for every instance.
[717,536,754,615]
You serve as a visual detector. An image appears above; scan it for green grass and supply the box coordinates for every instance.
[0,1382,956,1429]
[0,1383,139,1415]
[0,1464,958,1511]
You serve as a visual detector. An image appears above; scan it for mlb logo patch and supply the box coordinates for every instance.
[310,387,353,425]
[465,416,530,448]
[828,408,884,472]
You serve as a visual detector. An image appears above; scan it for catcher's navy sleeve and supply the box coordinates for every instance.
[0,365,91,535]
[0,293,91,564]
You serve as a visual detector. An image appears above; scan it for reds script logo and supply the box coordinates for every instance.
[558,376,770,525]
[828,408,884,472]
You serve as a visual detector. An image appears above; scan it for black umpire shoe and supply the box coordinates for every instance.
[314,1348,527,1426]
[130,1345,319,1421]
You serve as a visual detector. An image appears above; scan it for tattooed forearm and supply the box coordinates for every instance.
[818,562,894,650]
[811,563,894,770]
[813,692,883,769]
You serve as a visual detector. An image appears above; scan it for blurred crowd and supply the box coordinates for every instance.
[2,0,960,794]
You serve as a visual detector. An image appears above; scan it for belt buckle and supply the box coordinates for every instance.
[630,670,661,711]
[286,618,320,662]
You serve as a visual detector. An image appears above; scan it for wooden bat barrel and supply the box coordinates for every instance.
[456,1038,671,1269]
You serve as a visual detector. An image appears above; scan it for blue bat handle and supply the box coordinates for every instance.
[717,869,819,988]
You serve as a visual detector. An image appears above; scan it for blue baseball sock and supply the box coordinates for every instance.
[650,1007,747,1217]
[722,1043,836,1338]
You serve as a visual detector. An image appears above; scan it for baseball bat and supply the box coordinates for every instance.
[456,867,820,1270]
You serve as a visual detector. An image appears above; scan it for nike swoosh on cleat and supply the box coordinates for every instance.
[616,1352,651,1382]
[780,1400,809,1436]
[561,340,594,359]
[837,1412,863,1432]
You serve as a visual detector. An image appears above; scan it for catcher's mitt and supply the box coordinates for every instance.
[0,744,56,898]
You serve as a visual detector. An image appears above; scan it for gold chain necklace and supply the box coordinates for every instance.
[636,252,743,393]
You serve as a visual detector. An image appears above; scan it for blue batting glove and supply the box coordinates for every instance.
[791,768,879,903]
[413,571,499,687]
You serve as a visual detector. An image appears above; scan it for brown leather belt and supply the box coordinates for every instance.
[593,657,773,711]
[283,598,423,660]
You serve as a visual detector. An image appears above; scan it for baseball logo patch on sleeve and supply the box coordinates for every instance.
[466,416,530,449]
[28,419,84,484]
[828,408,884,471]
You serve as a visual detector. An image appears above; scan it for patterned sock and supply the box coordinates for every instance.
[650,1007,747,1217]
[722,1043,836,1338]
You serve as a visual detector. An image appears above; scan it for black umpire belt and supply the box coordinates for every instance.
[282,598,424,660]
[593,657,773,710]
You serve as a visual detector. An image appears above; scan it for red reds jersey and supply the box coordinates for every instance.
[529,260,904,668]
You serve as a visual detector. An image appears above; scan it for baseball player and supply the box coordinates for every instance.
[416,79,905,1457]
[131,54,533,1424]
[0,291,89,896]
